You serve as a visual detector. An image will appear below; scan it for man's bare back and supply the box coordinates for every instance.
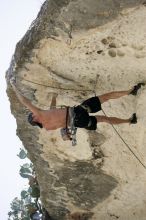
[38,108,67,130]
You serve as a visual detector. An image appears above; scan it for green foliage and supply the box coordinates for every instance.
[17,148,27,159]
[8,193,43,219]
[28,187,32,193]
[21,190,29,199]
[10,197,23,212]
[23,217,30,220]
[30,185,40,198]
[8,197,29,219]
[20,166,31,174]
[22,163,32,169]
[19,173,32,179]
[8,150,42,220]
[19,163,33,179]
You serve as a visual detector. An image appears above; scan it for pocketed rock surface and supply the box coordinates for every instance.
[6,1,146,219]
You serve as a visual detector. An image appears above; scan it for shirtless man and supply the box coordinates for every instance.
[10,80,144,132]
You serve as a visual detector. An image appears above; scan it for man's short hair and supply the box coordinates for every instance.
[28,112,43,128]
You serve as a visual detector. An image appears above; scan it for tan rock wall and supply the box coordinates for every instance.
[7,1,146,219]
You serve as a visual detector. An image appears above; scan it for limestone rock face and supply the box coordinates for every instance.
[6,0,146,219]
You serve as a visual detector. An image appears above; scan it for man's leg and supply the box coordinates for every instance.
[96,113,137,124]
[98,89,132,104]
[98,83,145,104]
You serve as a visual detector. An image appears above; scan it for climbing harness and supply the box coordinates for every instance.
[60,107,77,146]
[60,107,72,141]
[69,107,78,146]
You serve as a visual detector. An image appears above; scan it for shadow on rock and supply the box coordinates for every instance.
[56,161,118,209]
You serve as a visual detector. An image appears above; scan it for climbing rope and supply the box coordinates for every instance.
[19,77,93,92]
[92,76,146,170]
[101,108,146,170]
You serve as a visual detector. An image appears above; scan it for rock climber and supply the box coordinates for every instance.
[10,79,144,136]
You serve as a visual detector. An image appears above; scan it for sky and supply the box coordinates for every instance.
[0,0,45,219]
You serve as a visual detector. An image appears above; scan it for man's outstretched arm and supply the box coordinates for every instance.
[10,80,41,115]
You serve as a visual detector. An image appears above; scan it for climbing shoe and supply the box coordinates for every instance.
[130,83,145,96]
[130,113,137,124]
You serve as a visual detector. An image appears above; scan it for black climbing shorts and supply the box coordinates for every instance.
[73,96,101,130]
[81,96,101,113]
